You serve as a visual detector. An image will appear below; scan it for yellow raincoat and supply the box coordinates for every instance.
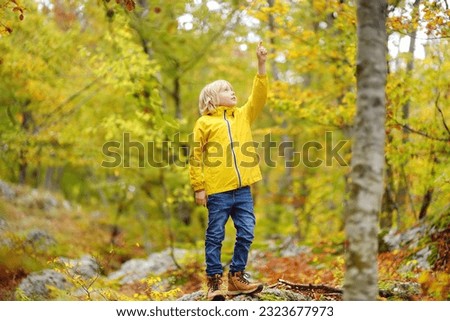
[189,74,268,195]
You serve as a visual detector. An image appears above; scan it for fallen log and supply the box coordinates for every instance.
[276,279,421,300]
[277,279,343,295]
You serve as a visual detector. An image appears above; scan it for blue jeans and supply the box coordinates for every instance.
[205,186,255,276]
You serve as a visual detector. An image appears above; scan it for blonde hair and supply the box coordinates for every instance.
[198,80,233,115]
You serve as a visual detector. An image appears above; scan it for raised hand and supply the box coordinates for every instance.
[256,41,268,64]
[256,41,267,75]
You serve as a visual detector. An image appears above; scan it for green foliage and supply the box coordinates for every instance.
[0,0,25,34]
[0,0,449,301]
[418,271,449,300]
[47,258,181,301]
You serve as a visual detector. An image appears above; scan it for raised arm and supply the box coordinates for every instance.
[257,41,267,76]
[242,42,268,123]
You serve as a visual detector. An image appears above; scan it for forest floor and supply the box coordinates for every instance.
[0,182,448,301]
[174,237,449,301]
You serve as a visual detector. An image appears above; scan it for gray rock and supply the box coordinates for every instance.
[380,281,421,299]
[232,288,308,301]
[177,288,309,301]
[384,225,436,273]
[415,246,432,270]
[15,189,59,211]
[16,269,68,300]
[177,290,204,301]
[392,282,421,296]
[15,190,37,208]
[398,246,433,273]
[62,200,72,211]
[0,238,13,248]
[280,244,311,258]
[25,229,56,251]
[0,218,13,248]
[382,228,402,250]
[56,255,100,279]
[401,226,427,249]
[37,191,59,211]
[0,217,8,232]
[108,248,188,284]
[383,225,432,251]
[266,236,311,257]
[0,180,15,200]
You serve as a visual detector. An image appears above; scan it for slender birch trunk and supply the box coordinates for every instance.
[343,0,387,300]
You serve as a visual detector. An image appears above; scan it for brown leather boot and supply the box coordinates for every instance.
[228,271,263,295]
[206,274,225,301]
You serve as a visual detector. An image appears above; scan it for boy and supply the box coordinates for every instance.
[189,42,268,300]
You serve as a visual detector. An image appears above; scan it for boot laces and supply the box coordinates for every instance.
[237,272,252,284]
[208,275,222,291]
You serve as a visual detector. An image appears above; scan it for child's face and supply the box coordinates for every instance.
[217,84,237,107]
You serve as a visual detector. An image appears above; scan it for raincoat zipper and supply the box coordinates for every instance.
[224,110,242,187]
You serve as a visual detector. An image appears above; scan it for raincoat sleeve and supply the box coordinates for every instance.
[189,119,206,192]
[241,74,268,124]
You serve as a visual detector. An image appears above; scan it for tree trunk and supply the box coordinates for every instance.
[380,155,397,229]
[401,0,420,134]
[267,0,295,223]
[418,152,437,220]
[173,75,182,120]
[18,110,33,185]
[267,0,280,82]
[344,0,387,300]
[396,0,421,221]
[44,166,64,191]
[380,130,398,230]
[18,149,28,185]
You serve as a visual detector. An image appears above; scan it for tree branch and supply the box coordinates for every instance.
[435,91,450,136]
[37,76,101,130]
[179,8,243,75]
[276,278,418,299]
[6,105,17,127]
[277,278,343,294]
[391,118,450,142]
[41,89,100,131]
